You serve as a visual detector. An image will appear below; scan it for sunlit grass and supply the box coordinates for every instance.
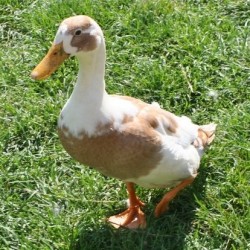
[0,0,249,249]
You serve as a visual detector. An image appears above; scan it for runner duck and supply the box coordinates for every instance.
[31,15,216,229]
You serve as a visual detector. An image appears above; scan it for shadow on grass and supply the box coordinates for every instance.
[70,169,208,250]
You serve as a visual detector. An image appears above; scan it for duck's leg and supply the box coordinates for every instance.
[155,175,197,217]
[107,182,146,229]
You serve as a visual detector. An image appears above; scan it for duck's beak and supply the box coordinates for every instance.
[31,42,70,80]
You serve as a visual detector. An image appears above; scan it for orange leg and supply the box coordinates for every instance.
[107,182,146,229]
[155,175,197,217]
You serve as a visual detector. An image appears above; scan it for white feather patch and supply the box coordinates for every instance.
[54,24,68,44]
[58,95,139,137]
[54,24,78,54]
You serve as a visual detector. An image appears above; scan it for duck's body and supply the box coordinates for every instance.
[31,15,216,229]
[59,93,201,189]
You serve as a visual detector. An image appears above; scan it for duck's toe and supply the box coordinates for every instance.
[107,206,146,229]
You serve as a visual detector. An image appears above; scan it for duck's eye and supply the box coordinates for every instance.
[74,29,82,36]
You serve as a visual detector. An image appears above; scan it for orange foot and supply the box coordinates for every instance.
[155,176,196,217]
[107,205,146,229]
[107,182,146,229]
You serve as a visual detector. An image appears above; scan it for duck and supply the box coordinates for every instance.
[31,15,216,229]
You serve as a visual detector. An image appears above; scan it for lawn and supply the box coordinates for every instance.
[0,0,249,249]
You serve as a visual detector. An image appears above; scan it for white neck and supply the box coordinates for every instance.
[71,41,107,108]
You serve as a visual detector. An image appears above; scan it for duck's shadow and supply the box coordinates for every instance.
[70,169,207,250]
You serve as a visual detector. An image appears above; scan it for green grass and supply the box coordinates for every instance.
[0,0,249,249]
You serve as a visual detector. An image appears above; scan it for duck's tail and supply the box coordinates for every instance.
[193,123,217,149]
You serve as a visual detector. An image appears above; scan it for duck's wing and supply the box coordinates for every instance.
[115,95,216,150]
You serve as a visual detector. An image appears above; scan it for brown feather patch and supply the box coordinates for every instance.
[58,119,163,180]
[62,15,99,52]
[71,33,98,52]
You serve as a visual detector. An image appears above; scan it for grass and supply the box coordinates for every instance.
[0,0,249,249]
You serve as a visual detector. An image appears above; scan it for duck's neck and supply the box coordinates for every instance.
[70,43,107,109]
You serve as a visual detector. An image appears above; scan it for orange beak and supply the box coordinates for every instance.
[31,42,69,80]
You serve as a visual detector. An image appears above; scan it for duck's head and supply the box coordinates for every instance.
[31,15,104,80]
